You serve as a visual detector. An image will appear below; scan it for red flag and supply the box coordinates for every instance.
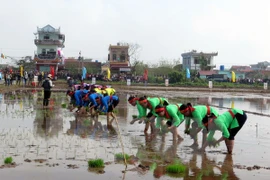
[143,69,148,81]
[50,66,55,78]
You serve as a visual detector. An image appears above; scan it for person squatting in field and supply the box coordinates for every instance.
[179,103,219,148]
[129,96,169,134]
[200,108,247,154]
[154,104,185,142]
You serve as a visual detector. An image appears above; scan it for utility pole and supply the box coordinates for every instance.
[78,51,81,74]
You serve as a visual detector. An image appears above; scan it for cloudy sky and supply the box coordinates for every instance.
[0,0,269,68]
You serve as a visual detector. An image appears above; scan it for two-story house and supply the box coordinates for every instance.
[108,43,130,74]
[181,50,218,71]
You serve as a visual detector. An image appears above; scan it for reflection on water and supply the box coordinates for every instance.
[172,96,270,115]
[0,91,269,179]
[34,107,63,138]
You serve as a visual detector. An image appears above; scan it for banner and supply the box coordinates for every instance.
[143,68,148,81]
[231,71,236,82]
[20,66,23,77]
[186,68,190,79]
[50,66,55,78]
[1,53,6,59]
[82,67,87,80]
[107,68,111,79]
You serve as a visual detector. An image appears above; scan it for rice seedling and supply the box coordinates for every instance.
[166,162,186,174]
[61,103,67,108]
[132,115,137,119]
[88,158,104,168]
[4,157,13,164]
[114,153,130,161]
[208,138,220,148]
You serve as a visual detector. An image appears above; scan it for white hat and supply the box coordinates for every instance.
[48,74,52,78]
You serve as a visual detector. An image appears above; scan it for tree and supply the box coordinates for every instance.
[13,56,35,70]
[199,56,211,71]
[118,41,142,74]
[168,71,185,83]
[118,42,141,63]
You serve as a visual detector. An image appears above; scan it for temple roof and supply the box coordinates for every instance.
[37,24,60,33]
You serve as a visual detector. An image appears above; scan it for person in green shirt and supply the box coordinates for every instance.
[128,95,153,133]
[179,103,219,148]
[200,108,247,154]
[128,96,169,134]
[155,104,184,142]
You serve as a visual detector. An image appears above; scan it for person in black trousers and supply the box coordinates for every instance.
[42,74,54,107]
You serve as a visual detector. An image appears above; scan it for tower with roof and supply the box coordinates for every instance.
[34,24,65,76]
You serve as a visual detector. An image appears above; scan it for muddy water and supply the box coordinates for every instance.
[0,90,270,180]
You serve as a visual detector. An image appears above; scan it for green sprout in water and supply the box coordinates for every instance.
[208,138,220,148]
[166,162,186,174]
[88,159,104,168]
[114,153,130,161]
[132,115,138,119]
[4,157,13,164]
[61,103,67,108]
[99,112,106,115]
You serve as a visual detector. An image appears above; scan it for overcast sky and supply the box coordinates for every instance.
[0,0,269,68]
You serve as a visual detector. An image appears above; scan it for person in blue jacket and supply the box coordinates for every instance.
[74,85,90,113]
[87,92,103,115]
[99,95,119,125]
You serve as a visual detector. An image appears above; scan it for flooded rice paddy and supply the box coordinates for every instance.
[0,90,270,180]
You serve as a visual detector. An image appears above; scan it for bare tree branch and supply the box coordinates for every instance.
[118,41,141,66]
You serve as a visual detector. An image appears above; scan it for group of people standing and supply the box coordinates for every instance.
[128,96,247,154]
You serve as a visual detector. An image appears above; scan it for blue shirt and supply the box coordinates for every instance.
[99,95,119,112]
[89,93,103,107]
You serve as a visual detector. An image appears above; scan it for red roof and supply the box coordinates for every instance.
[199,70,218,76]
[230,66,252,72]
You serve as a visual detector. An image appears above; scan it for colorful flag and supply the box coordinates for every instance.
[231,71,236,82]
[20,66,23,77]
[186,68,190,79]
[143,68,148,81]
[107,68,111,79]
[1,53,5,59]
[82,67,87,80]
[50,66,55,78]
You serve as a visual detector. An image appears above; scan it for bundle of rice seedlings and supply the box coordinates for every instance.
[4,157,13,164]
[88,159,104,168]
[208,138,220,148]
[114,153,130,161]
[132,115,138,119]
[166,163,186,174]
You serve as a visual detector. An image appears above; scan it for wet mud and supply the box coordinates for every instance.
[0,90,270,179]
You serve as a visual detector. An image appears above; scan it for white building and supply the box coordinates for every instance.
[34,24,65,74]
[181,50,218,71]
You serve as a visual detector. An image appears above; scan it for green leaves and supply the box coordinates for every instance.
[4,157,13,164]
[88,159,104,168]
